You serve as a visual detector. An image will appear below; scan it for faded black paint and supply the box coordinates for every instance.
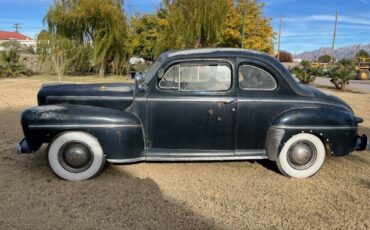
[18,48,367,161]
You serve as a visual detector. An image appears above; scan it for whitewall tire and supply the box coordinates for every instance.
[276,133,325,178]
[47,132,105,181]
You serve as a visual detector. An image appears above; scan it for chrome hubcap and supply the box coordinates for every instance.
[287,141,317,170]
[58,142,94,173]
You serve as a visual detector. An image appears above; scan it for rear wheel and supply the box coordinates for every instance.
[48,132,105,181]
[276,133,325,178]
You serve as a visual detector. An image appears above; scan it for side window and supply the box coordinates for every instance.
[238,65,277,90]
[159,63,231,91]
[158,65,179,89]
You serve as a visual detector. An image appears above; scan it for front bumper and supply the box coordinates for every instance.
[16,138,33,154]
[355,135,369,151]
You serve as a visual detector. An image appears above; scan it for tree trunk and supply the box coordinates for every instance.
[98,64,105,77]
[57,73,62,82]
[51,56,62,82]
[331,79,340,89]
[340,82,345,90]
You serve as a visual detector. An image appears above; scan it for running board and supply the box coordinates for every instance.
[107,149,267,163]
[145,155,268,162]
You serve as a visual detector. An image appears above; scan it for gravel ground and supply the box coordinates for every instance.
[0,78,369,229]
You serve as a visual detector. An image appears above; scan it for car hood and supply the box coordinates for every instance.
[37,83,135,110]
[302,85,353,112]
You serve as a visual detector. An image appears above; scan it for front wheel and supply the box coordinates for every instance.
[276,133,325,178]
[47,132,105,181]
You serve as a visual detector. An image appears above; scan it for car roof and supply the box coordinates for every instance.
[160,48,272,60]
[158,48,314,98]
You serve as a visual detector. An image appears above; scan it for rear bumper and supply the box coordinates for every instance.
[16,138,33,154]
[355,135,369,151]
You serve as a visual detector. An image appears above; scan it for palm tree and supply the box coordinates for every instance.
[0,48,26,78]
[328,61,356,90]
[291,60,323,84]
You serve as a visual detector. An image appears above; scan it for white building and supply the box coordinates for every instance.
[0,30,35,49]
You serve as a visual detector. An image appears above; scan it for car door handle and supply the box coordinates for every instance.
[223,99,236,104]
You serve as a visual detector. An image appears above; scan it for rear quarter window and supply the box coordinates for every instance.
[238,65,277,91]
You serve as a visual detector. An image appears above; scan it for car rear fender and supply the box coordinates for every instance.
[266,108,358,160]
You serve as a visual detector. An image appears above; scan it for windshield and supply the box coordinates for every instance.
[144,59,162,85]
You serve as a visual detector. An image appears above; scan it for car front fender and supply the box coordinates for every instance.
[20,104,144,159]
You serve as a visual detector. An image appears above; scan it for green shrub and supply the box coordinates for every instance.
[317,55,332,63]
[0,48,26,78]
[291,61,323,84]
[327,63,356,90]
[355,49,369,59]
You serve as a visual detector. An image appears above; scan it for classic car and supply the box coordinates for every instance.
[17,48,369,181]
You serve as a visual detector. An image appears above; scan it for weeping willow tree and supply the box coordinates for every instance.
[36,30,86,81]
[45,0,129,76]
[154,0,274,55]
[157,0,229,51]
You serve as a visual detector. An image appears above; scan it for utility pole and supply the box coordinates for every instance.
[277,15,282,61]
[241,10,246,49]
[331,10,338,64]
[13,23,21,33]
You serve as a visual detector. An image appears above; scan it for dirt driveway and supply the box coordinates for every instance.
[0,78,369,229]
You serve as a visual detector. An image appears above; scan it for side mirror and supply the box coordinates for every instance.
[135,72,145,89]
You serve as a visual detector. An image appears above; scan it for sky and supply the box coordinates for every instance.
[0,0,369,54]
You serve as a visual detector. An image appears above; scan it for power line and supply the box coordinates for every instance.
[13,23,21,33]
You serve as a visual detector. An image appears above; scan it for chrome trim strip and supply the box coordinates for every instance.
[147,149,235,156]
[144,97,235,102]
[29,124,141,129]
[107,151,268,163]
[135,97,347,109]
[146,155,267,161]
[47,95,132,101]
[237,99,349,110]
[273,125,356,130]
[237,98,331,104]
[237,98,304,103]
[235,149,266,156]
[134,97,147,102]
[140,98,342,103]
[107,157,146,163]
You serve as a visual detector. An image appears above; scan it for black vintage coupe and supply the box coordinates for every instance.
[17,48,369,181]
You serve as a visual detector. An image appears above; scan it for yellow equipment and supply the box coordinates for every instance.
[312,62,328,69]
[355,57,370,80]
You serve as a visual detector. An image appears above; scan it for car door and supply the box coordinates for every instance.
[236,58,292,155]
[146,59,236,156]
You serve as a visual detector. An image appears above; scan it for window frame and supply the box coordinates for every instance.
[238,64,278,91]
[157,60,233,93]
[158,64,180,90]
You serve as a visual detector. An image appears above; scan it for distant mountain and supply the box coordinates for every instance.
[295,44,370,60]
